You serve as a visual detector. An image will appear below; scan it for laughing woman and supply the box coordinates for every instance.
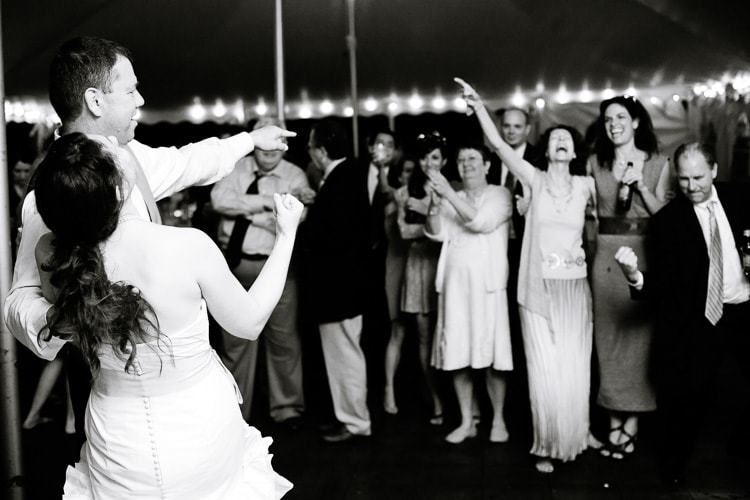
[589,95,672,460]
[455,78,600,472]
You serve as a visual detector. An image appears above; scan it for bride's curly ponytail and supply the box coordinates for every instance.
[35,133,161,375]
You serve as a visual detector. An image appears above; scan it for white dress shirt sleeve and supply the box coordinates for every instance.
[4,192,67,359]
[127,132,255,201]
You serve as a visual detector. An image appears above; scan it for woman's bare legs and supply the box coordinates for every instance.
[415,313,442,423]
[383,318,406,414]
[64,375,76,434]
[486,369,509,442]
[23,356,64,430]
[445,369,477,443]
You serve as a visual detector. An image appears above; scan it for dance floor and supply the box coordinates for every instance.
[12,332,750,500]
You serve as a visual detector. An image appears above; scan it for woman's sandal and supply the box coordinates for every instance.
[609,429,637,460]
[429,412,444,426]
[600,424,637,459]
[600,424,624,457]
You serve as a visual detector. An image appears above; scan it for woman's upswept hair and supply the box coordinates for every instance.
[539,125,588,176]
[594,95,659,167]
[34,133,163,375]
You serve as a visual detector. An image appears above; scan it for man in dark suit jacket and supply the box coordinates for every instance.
[615,142,750,485]
[487,107,540,239]
[301,119,374,442]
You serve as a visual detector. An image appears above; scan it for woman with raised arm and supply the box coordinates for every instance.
[455,78,600,473]
[33,133,296,499]
[589,95,672,460]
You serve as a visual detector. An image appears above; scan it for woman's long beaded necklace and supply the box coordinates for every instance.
[543,173,573,212]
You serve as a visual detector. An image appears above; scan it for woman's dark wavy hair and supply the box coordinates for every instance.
[388,154,416,189]
[538,125,588,176]
[594,95,659,168]
[409,132,448,199]
[34,133,162,376]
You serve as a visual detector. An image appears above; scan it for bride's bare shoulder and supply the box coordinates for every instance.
[160,225,222,256]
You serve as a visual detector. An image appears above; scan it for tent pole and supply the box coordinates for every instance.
[0,0,25,497]
[346,0,359,158]
[274,0,285,124]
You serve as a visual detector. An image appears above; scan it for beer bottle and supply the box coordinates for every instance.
[616,162,634,212]
[741,229,750,279]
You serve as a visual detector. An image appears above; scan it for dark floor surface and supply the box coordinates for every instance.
[9,325,750,500]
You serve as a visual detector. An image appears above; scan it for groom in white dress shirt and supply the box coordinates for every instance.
[4,36,293,438]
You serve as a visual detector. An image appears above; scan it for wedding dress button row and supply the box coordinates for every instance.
[143,397,166,497]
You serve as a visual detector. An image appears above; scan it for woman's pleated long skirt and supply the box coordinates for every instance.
[519,278,592,462]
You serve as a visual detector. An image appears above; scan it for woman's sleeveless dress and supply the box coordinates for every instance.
[63,300,292,500]
[590,154,669,412]
[519,172,593,461]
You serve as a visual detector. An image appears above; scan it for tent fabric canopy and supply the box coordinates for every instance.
[4,0,750,121]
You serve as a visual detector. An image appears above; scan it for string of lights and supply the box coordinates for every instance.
[6,72,750,126]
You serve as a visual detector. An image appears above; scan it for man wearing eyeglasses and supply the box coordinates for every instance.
[302,119,378,442]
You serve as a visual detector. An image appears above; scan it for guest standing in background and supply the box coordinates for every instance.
[491,107,541,441]
[425,142,513,445]
[212,116,314,428]
[384,134,445,424]
[301,119,374,443]
[614,142,750,485]
[456,77,600,472]
[589,95,673,460]
[9,159,33,255]
[383,156,414,414]
[361,128,395,414]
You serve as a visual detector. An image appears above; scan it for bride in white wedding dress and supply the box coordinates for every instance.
[31,133,297,499]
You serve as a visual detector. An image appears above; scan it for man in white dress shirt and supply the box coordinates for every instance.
[615,143,750,485]
[4,36,294,437]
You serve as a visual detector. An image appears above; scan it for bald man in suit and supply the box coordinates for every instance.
[616,142,750,485]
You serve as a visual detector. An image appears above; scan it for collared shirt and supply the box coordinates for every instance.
[367,162,379,204]
[52,133,255,222]
[6,132,256,359]
[693,186,750,304]
[212,156,309,256]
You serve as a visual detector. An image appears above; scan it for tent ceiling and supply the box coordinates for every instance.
[4,0,750,117]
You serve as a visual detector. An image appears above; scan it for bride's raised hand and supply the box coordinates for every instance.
[273,193,304,237]
[454,77,483,114]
